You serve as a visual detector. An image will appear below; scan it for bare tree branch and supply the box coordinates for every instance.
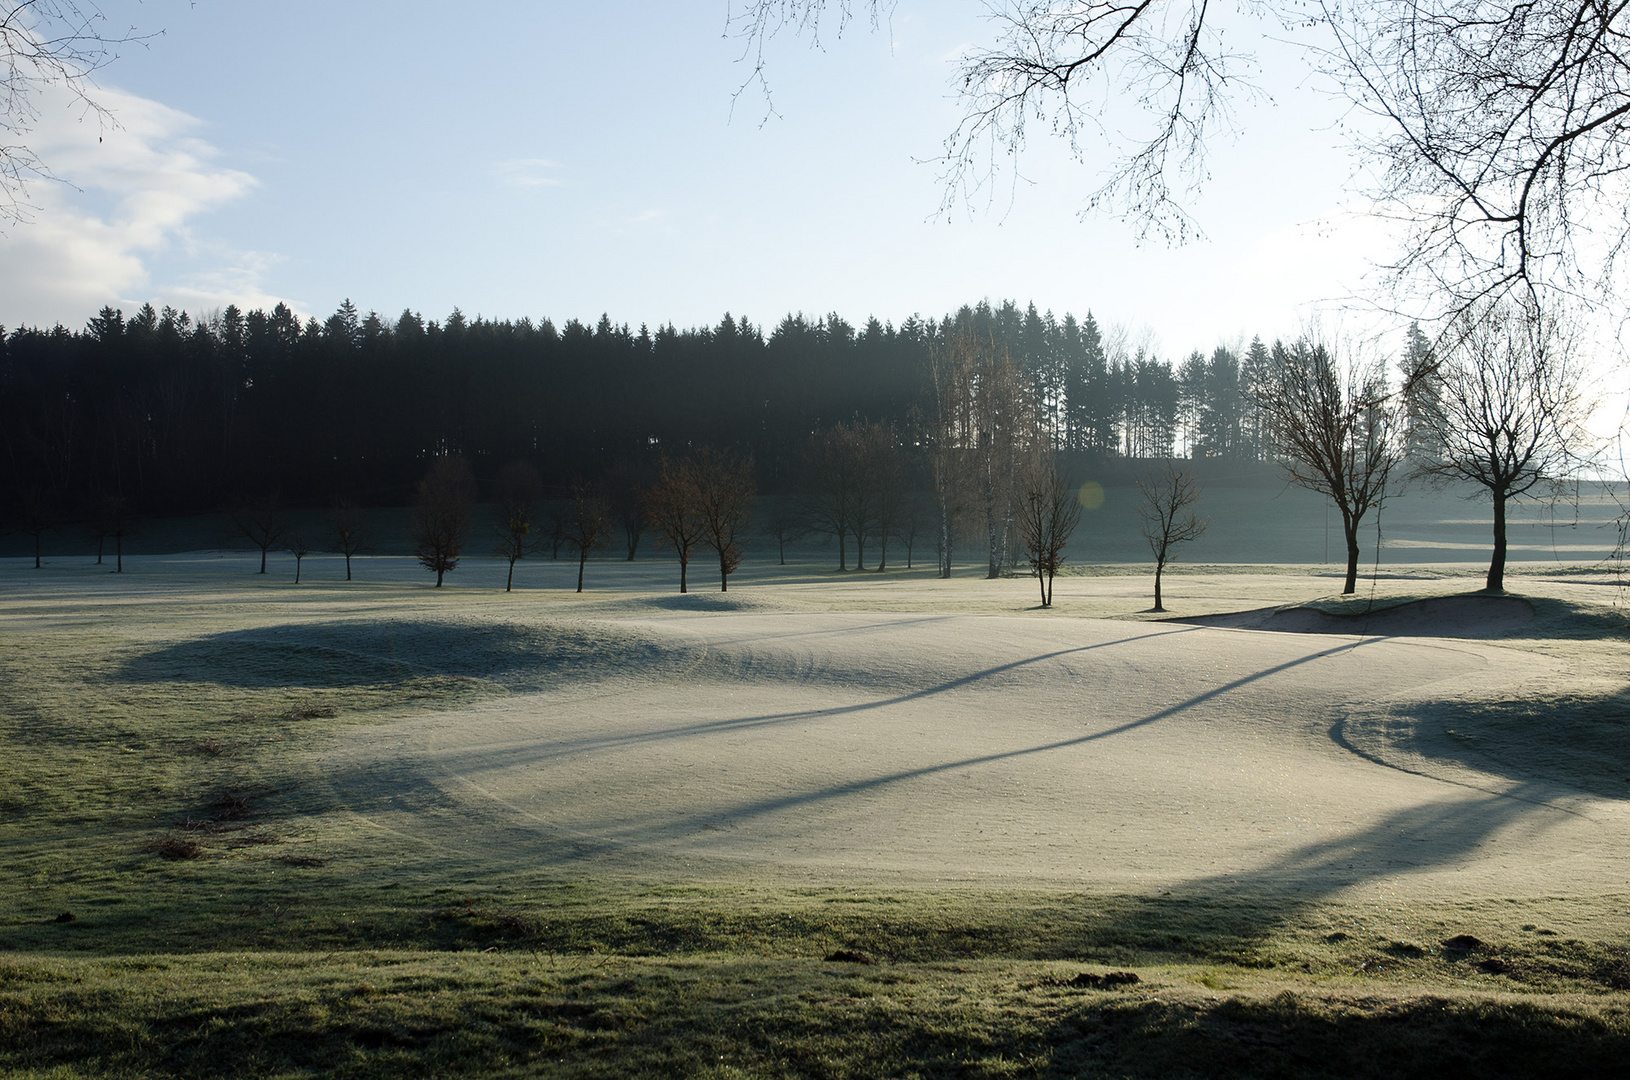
[730,1,1630,315]
[1,1,148,225]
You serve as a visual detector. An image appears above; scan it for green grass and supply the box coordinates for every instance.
[5,569,1630,1077]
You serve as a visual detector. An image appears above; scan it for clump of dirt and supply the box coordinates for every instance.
[142,835,202,860]
[1055,970,1140,989]
[146,789,277,860]
[824,949,874,965]
[1443,934,1485,954]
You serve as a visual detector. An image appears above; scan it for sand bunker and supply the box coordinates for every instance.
[317,608,1628,901]
[1168,594,1534,637]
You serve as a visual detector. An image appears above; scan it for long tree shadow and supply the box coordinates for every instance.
[419,628,1355,784]
[311,633,1431,886]
[1337,686,1630,802]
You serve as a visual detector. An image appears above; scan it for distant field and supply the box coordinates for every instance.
[3,476,1621,572]
[2,556,1628,1077]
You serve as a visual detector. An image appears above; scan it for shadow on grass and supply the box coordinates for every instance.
[1346,686,1630,802]
[1169,593,1535,637]
[115,618,689,692]
[6,955,1628,1079]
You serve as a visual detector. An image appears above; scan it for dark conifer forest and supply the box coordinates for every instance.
[0,296,1279,520]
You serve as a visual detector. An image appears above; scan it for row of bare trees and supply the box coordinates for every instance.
[1250,299,1588,595]
[396,448,759,594]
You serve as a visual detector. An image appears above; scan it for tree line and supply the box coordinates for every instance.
[0,298,1283,522]
[2,294,1586,598]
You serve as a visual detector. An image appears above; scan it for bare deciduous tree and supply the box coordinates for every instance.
[766,499,810,566]
[607,463,651,561]
[691,446,757,592]
[286,533,311,584]
[411,455,476,587]
[12,486,53,568]
[493,459,544,592]
[972,341,1032,579]
[802,424,864,571]
[329,500,371,582]
[231,494,284,574]
[1018,463,1083,608]
[1257,339,1399,595]
[869,427,905,572]
[893,490,930,570]
[645,455,706,593]
[1416,300,1589,592]
[560,482,611,594]
[1137,462,1210,613]
[95,491,133,573]
[924,331,976,578]
[923,323,1034,580]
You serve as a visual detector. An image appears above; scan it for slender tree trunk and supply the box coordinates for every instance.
[1343,515,1361,595]
[259,546,268,574]
[679,552,689,593]
[345,553,353,581]
[1154,560,1165,612]
[33,534,41,569]
[115,534,123,573]
[719,549,729,592]
[577,550,588,593]
[436,567,444,587]
[939,496,953,578]
[985,473,1000,579]
[1488,492,1508,592]
[294,557,302,584]
[506,558,515,592]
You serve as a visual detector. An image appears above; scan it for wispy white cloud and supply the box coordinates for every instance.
[493,157,566,188]
[0,84,267,328]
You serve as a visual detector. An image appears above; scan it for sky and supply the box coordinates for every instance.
[0,1,1533,364]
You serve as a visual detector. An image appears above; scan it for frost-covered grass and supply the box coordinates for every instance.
[4,556,1629,1077]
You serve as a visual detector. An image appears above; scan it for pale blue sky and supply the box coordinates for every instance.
[4,1,1407,358]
